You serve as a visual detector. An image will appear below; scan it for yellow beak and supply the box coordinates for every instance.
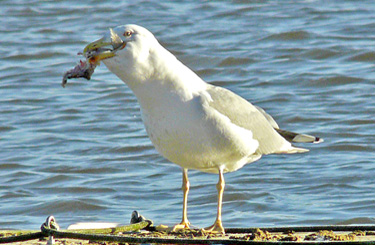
[83,37,116,65]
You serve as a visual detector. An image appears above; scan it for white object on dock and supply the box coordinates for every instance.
[67,222,121,230]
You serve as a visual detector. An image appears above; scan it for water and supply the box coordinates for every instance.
[1,0,375,230]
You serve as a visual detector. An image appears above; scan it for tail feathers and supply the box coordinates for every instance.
[276,129,323,144]
[287,146,309,154]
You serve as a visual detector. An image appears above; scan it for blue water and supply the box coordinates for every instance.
[1,0,375,230]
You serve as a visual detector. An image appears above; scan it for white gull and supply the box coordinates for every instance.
[82,24,322,233]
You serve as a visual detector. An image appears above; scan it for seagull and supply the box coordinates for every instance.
[82,24,322,233]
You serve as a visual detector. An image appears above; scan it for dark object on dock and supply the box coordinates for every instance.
[2,214,375,244]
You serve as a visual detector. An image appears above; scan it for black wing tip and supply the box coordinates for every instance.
[314,137,324,144]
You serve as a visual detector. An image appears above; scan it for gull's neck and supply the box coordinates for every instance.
[105,42,208,109]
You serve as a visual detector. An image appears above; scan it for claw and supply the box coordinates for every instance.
[204,220,225,234]
[172,220,190,231]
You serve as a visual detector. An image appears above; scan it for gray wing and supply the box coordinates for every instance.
[205,85,297,155]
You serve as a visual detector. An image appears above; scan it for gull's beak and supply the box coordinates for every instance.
[83,29,125,65]
[83,37,115,64]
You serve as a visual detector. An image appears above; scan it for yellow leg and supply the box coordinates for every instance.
[173,168,190,231]
[204,168,225,234]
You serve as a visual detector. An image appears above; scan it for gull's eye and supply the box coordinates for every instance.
[124,30,133,37]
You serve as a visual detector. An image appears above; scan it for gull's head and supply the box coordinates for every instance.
[83,24,159,82]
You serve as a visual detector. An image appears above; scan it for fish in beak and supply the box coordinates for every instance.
[62,29,125,87]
